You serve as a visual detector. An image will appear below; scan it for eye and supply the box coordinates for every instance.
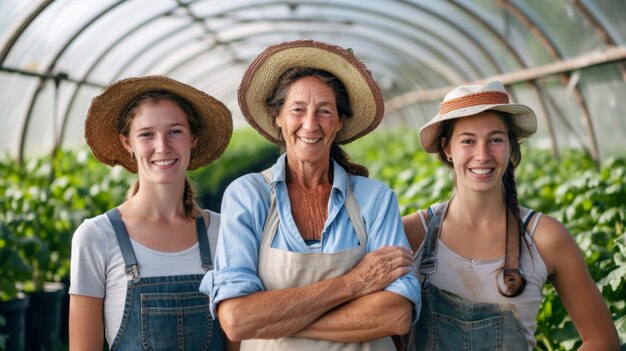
[460,139,473,145]
[319,109,333,117]
[169,129,183,135]
[138,132,152,138]
[489,137,504,143]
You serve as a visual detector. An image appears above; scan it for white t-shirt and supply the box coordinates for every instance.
[69,209,220,345]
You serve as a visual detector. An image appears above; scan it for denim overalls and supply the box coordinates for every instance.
[105,208,224,351]
[405,202,529,351]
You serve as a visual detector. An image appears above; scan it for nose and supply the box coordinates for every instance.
[302,110,319,131]
[474,142,492,162]
[155,134,172,153]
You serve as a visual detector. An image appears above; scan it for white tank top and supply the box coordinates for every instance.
[413,205,547,349]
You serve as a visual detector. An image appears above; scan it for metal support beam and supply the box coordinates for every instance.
[385,45,626,110]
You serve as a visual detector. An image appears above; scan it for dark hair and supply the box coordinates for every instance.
[118,91,203,219]
[434,112,528,297]
[265,67,368,177]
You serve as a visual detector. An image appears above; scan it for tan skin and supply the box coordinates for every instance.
[403,112,619,350]
[70,100,238,351]
[218,76,414,343]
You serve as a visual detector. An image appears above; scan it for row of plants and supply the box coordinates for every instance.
[346,130,625,350]
[1,128,623,349]
[0,129,277,350]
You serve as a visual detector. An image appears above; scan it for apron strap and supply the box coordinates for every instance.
[106,208,140,283]
[196,214,214,271]
[259,168,367,249]
[343,175,367,246]
[260,169,279,249]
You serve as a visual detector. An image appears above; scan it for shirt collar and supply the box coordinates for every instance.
[270,153,349,199]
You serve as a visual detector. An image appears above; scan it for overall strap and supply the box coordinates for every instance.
[196,214,213,271]
[419,201,449,289]
[523,210,537,229]
[106,208,140,283]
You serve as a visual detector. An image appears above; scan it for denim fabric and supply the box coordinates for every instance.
[105,209,224,351]
[110,275,224,351]
[406,201,528,351]
[407,284,528,351]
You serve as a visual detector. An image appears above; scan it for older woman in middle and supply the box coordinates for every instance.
[200,40,420,351]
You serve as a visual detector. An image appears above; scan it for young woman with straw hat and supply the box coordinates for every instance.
[402,81,619,350]
[200,40,420,350]
[69,76,234,350]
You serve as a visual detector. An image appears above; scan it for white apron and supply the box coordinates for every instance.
[240,170,395,351]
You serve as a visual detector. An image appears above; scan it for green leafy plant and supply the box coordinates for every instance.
[347,129,625,349]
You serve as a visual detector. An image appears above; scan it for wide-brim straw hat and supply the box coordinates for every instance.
[419,80,537,153]
[85,75,232,173]
[238,39,384,145]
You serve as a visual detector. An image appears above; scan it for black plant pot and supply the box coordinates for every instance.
[25,282,65,351]
[0,295,29,351]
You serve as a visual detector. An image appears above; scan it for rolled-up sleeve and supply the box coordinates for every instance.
[360,185,422,323]
[200,174,270,317]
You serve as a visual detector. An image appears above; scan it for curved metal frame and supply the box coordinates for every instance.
[0,0,623,162]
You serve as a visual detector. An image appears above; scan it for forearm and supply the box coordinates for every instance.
[293,291,413,342]
[218,274,360,341]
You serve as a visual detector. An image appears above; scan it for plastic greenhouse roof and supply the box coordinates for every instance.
[1,0,625,163]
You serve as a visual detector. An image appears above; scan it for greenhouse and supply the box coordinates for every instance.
[1,0,624,350]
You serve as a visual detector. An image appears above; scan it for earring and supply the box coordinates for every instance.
[447,156,452,163]
[130,152,135,162]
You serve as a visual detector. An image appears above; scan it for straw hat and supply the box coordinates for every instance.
[238,39,384,144]
[419,81,537,153]
[85,75,232,173]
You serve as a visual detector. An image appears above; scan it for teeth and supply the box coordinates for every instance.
[153,159,176,166]
[471,168,492,175]
[300,137,321,144]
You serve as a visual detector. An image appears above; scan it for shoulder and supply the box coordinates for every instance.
[532,213,579,275]
[225,173,268,194]
[72,213,113,247]
[201,209,220,229]
[402,208,433,253]
[350,175,394,200]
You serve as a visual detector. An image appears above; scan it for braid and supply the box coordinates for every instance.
[330,144,368,177]
[183,176,202,219]
[497,162,527,297]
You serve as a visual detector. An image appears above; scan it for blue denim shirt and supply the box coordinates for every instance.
[200,154,421,321]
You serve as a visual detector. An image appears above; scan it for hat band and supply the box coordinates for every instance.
[439,91,509,115]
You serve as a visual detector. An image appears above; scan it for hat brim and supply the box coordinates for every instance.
[85,75,232,173]
[238,40,384,145]
[419,103,537,153]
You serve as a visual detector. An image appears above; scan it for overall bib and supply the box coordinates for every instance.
[405,202,528,351]
[240,171,395,351]
[106,208,224,351]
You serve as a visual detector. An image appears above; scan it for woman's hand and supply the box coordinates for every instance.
[345,246,413,296]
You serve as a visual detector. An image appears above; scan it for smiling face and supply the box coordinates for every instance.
[443,111,511,194]
[119,99,195,185]
[276,76,343,170]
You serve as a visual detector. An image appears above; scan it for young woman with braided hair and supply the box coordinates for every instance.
[70,76,234,350]
[402,81,618,350]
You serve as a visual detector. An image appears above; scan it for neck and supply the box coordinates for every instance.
[125,180,187,221]
[286,157,332,189]
[449,187,506,228]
